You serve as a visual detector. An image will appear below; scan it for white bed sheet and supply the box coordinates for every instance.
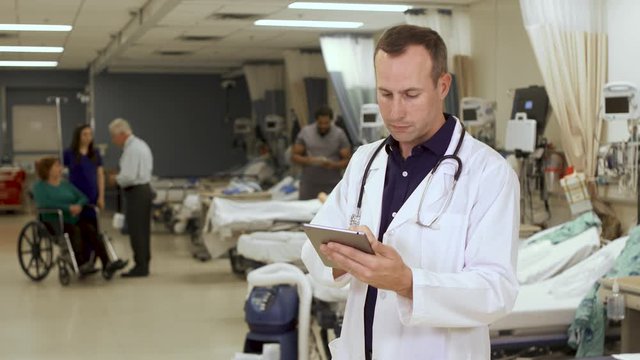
[517,227,600,285]
[204,197,322,239]
[491,236,628,331]
[237,231,307,264]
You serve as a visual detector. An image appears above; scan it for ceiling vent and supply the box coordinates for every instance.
[208,13,261,21]
[157,50,192,56]
[178,35,222,42]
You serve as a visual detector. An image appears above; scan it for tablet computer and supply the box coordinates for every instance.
[303,223,373,268]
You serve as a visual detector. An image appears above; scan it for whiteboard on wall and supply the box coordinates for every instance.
[12,105,59,152]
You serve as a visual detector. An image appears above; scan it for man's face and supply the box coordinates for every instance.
[315,116,332,136]
[111,132,127,148]
[375,45,451,149]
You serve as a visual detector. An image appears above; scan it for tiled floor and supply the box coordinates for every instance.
[0,212,248,360]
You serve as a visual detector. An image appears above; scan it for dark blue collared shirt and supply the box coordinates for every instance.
[364,114,456,355]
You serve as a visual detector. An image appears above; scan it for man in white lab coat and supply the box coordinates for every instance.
[301,25,520,359]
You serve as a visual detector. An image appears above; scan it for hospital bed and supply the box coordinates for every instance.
[172,177,298,261]
[517,225,601,284]
[200,197,321,273]
[491,236,629,357]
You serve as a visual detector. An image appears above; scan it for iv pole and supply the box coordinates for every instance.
[46,96,68,161]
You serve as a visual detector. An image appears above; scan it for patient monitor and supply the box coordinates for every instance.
[460,97,496,147]
[360,103,387,144]
[461,97,495,126]
[234,118,253,135]
[602,82,639,121]
[263,115,285,135]
[600,82,639,143]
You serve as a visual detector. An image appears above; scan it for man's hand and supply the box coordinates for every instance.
[97,197,105,210]
[320,226,413,299]
[108,173,118,187]
[69,204,83,216]
[307,156,327,167]
[321,159,336,169]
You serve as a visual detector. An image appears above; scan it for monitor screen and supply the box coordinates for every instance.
[363,113,377,123]
[463,108,477,121]
[605,96,630,114]
[266,121,277,129]
[511,86,549,133]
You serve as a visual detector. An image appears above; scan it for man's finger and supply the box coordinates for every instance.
[327,248,375,282]
[326,241,376,268]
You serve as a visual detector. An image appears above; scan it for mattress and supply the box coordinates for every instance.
[237,231,308,264]
[491,236,628,331]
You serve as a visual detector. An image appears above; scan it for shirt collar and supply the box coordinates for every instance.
[124,135,135,148]
[385,113,455,156]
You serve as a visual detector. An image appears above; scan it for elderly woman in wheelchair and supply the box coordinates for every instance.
[18,157,127,285]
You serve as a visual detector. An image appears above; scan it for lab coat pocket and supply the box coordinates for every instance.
[419,213,467,271]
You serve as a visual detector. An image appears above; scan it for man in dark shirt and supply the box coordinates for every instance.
[291,106,351,199]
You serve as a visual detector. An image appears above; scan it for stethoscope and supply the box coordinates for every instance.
[349,122,466,230]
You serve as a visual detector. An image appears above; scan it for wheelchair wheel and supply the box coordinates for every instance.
[17,221,54,281]
[58,264,71,286]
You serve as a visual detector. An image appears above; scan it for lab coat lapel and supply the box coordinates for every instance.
[360,147,388,237]
[386,120,464,232]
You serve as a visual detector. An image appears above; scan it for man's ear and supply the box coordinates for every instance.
[438,73,452,100]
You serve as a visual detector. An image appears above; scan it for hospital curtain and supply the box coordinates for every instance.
[453,54,473,98]
[520,0,607,181]
[283,50,328,128]
[243,63,286,129]
[521,0,609,353]
[405,8,472,115]
[320,34,376,144]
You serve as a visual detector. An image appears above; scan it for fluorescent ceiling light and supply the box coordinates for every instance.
[0,46,63,53]
[0,24,72,32]
[255,19,363,29]
[289,2,412,12]
[0,61,58,67]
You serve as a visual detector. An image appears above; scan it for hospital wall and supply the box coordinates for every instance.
[468,0,563,150]
[0,70,88,162]
[469,0,639,232]
[94,72,248,177]
[607,0,640,87]
[0,70,251,178]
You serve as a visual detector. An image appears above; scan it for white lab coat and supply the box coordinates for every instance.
[301,120,520,360]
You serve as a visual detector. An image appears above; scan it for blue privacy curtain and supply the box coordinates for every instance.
[320,34,376,144]
[243,63,286,129]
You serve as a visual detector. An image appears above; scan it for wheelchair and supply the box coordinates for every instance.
[17,205,121,286]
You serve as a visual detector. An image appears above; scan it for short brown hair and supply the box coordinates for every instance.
[36,157,59,181]
[375,25,448,85]
[314,106,333,120]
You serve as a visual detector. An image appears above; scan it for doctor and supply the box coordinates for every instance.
[301,25,520,359]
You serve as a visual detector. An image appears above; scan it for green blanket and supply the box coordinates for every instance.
[528,211,601,245]
[568,226,640,357]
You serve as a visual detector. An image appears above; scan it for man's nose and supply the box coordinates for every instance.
[388,97,406,121]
